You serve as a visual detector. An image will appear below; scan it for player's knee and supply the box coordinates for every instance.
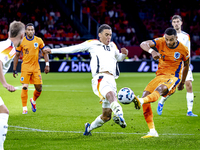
[106,91,116,103]
[102,115,111,122]
[156,84,168,96]
[0,105,9,114]
[22,86,27,90]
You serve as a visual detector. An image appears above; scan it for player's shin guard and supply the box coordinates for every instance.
[0,113,9,150]
[88,115,104,132]
[186,92,194,112]
[33,90,41,101]
[21,89,28,107]
[110,101,123,116]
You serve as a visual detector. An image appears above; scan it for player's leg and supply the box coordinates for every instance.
[141,91,159,138]
[20,71,31,114]
[84,105,112,135]
[0,97,9,150]
[185,80,197,116]
[30,72,43,112]
[21,84,29,114]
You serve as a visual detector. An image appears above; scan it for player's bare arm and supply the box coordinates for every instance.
[13,51,20,78]
[42,48,50,74]
[121,47,128,55]
[43,47,51,54]
[0,60,16,92]
[178,59,189,91]
[140,40,160,60]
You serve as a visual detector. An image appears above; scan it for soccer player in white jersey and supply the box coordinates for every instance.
[157,15,198,117]
[0,21,25,150]
[44,24,134,135]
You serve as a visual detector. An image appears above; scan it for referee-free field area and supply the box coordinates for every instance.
[2,72,200,150]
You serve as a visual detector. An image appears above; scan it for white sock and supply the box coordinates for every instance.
[186,92,194,112]
[88,115,105,132]
[31,99,36,104]
[150,128,156,133]
[23,106,27,111]
[110,101,123,116]
[159,95,169,104]
[0,113,9,150]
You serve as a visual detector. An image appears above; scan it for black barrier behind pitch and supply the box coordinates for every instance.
[8,60,200,73]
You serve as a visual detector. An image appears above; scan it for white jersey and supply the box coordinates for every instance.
[0,39,16,75]
[177,31,190,56]
[177,31,193,81]
[51,39,126,78]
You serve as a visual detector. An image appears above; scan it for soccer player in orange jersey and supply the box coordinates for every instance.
[157,15,197,117]
[132,28,189,138]
[13,23,50,114]
[0,21,25,150]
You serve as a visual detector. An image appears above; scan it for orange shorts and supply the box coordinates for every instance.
[20,71,43,84]
[144,75,180,96]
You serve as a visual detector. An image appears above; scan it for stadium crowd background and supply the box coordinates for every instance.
[0,0,200,60]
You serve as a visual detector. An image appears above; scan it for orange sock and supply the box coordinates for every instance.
[143,91,160,103]
[21,89,28,107]
[33,90,41,101]
[143,103,155,130]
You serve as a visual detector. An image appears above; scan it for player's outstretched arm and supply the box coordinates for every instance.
[0,60,16,92]
[140,40,160,60]
[178,59,189,91]
[13,52,20,78]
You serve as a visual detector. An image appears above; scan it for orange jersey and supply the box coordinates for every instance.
[153,37,189,79]
[16,36,45,72]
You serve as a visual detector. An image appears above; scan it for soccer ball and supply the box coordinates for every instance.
[118,87,134,104]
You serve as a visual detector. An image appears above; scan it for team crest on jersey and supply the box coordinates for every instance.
[34,42,38,49]
[174,52,180,59]
[21,77,24,81]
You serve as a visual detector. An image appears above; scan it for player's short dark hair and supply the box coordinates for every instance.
[9,21,25,38]
[172,15,182,21]
[98,24,111,33]
[25,23,34,29]
[164,27,177,36]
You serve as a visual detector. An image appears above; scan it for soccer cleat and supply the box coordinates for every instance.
[187,111,198,117]
[157,102,164,115]
[83,123,92,135]
[30,98,36,112]
[132,95,141,110]
[22,110,28,114]
[113,114,127,128]
[141,130,159,138]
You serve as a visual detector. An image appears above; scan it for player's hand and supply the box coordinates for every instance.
[121,48,128,55]
[44,66,50,74]
[43,47,51,54]
[13,70,18,78]
[3,83,16,92]
[151,51,160,60]
[177,82,184,91]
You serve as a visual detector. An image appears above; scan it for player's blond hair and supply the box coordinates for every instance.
[9,21,25,38]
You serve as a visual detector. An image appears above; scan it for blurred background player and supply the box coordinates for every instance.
[0,21,25,150]
[157,15,197,117]
[133,28,189,138]
[43,24,129,135]
[13,23,49,114]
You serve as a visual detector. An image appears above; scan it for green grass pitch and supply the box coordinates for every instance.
[1,72,200,150]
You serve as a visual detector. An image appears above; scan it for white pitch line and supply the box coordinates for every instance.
[9,125,195,136]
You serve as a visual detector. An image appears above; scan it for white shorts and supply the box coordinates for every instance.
[0,97,4,106]
[186,67,194,81]
[92,73,117,108]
